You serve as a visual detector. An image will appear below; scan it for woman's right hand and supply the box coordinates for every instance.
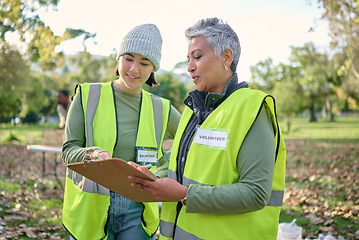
[127,162,157,179]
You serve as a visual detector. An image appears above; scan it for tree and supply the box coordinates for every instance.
[19,72,58,120]
[144,72,187,112]
[0,0,95,70]
[321,52,346,121]
[0,43,29,121]
[272,63,304,132]
[62,51,117,92]
[250,58,304,132]
[250,58,277,92]
[0,0,99,123]
[314,0,359,106]
[172,60,193,88]
[98,53,118,83]
[289,42,331,122]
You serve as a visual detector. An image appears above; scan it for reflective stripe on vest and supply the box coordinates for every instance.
[136,91,170,161]
[63,82,170,239]
[86,83,102,147]
[168,169,284,207]
[159,88,286,240]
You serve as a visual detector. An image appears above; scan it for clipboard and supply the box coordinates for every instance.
[67,158,162,202]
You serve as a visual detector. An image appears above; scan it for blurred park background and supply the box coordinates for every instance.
[0,0,359,239]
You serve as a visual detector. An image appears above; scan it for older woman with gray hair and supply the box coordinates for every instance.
[129,17,286,240]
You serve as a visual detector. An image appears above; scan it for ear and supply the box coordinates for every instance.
[222,48,233,69]
[115,61,120,77]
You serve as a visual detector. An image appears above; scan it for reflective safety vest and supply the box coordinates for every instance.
[160,88,286,240]
[62,82,171,240]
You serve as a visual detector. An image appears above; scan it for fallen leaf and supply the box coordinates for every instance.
[323,219,334,226]
[306,213,325,224]
[25,228,37,238]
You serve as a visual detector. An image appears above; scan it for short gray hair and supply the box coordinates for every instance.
[185,17,241,72]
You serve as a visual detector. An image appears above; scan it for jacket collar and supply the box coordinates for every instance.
[184,73,249,123]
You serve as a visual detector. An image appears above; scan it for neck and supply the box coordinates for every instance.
[211,71,234,94]
[113,79,142,95]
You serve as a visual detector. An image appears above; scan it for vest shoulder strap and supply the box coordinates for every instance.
[85,83,102,147]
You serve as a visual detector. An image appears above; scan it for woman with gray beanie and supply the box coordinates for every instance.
[61,24,181,240]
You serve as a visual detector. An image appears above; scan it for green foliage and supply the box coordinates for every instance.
[250,42,344,129]
[144,72,187,112]
[22,111,39,123]
[0,53,61,121]
[272,64,304,132]
[250,58,277,92]
[315,0,359,104]
[0,0,63,69]
[289,42,333,122]
[19,72,58,118]
[65,28,97,51]
[63,52,117,91]
[0,43,30,121]
[0,0,96,70]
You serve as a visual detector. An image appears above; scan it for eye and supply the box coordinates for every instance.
[125,57,133,62]
[141,62,150,66]
[194,55,202,60]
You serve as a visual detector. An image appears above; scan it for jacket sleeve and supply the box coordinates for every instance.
[164,105,181,140]
[156,105,181,178]
[61,91,105,165]
[185,104,276,215]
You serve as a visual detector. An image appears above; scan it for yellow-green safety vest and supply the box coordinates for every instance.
[62,82,171,240]
[160,88,286,240]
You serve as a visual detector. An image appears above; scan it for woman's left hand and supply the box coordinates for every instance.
[129,175,187,202]
[127,161,157,179]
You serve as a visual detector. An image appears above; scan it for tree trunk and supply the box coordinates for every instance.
[310,103,317,122]
[286,116,292,133]
[326,99,335,122]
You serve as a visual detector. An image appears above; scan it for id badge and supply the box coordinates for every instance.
[136,147,158,165]
[195,128,229,150]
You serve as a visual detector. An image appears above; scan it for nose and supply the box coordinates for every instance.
[187,60,195,73]
[129,61,139,73]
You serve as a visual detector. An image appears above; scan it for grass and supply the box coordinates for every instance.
[0,144,66,239]
[279,115,359,140]
[0,178,21,193]
[0,115,358,239]
[0,179,65,239]
[273,115,359,239]
[278,137,359,238]
[0,122,59,145]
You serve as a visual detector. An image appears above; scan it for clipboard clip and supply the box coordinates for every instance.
[144,164,153,169]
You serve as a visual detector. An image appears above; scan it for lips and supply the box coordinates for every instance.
[127,74,139,80]
[192,76,199,83]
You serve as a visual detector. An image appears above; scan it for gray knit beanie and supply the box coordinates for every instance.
[116,24,162,72]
